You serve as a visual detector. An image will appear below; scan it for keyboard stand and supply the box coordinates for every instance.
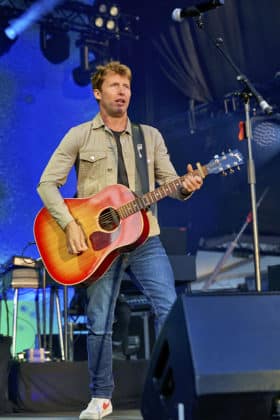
[41,266,65,361]
[7,268,42,358]
[49,286,65,361]
[11,287,41,358]
[1,261,66,360]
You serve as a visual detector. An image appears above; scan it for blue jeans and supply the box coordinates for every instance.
[86,235,177,398]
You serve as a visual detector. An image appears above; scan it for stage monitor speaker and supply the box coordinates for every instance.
[268,265,280,291]
[141,292,280,420]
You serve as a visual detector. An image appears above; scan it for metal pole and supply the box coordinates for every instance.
[12,288,19,358]
[55,289,65,361]
[63,286,68,360]
[42,264,47,350]
[244,99,262,291]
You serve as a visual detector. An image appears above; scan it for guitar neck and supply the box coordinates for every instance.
[118,165,208,219]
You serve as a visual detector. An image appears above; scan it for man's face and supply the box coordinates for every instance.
[94,71,131,117]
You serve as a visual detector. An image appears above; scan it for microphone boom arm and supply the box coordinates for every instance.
[209,34,273,115]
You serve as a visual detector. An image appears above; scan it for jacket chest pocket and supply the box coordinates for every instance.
[78,151,108,195]
[79,151,107,176]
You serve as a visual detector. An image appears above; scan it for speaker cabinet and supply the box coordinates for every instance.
[268,265,280,291]
[141,292,280,420]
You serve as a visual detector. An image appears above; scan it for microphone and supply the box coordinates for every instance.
[172,0,225,22]
[237,75,273,115]
[258,97,273,115]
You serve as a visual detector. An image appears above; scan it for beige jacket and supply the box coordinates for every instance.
[37,113,189,236]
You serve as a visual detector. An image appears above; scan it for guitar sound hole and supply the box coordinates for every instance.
[99,207,120,231]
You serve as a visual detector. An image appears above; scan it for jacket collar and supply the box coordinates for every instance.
[92,112,132,135]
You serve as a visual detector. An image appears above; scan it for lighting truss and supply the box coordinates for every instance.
[0,0,139,40]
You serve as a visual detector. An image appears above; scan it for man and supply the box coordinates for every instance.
[37,61,203,419]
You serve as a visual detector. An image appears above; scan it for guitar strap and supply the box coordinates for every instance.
[131,123,155,214]
[131,123,149,193]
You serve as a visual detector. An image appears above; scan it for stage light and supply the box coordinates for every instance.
[72,44,96,86]
[91,2,120,35]
[109,5,119,17]
[106,19,116,31]
[94,17,104,28]
[72,66,93,86]
[251,114,280,167]
[0,29,17,56]
[98,4,107,14]
[40,26,70,64]
[0,0,65,57]
[4,0,64,40]
[72,39,109,86]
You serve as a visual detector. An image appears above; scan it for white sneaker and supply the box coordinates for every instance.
[79,398,113,419]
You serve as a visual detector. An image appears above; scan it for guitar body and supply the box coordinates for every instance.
[34,184,149,286]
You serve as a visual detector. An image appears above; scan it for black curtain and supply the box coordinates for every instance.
[153,0,280,103]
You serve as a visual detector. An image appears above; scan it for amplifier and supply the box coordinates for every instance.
[169,255,196,282]
[268,265,280,291]
[1,268,41,289]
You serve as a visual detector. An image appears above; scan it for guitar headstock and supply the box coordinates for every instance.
[205,149,244,176]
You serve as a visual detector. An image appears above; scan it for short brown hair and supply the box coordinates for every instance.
[90,61,132,90]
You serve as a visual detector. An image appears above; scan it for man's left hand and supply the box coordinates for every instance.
[181,163,203,193]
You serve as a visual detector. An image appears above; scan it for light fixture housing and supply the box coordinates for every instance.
[91,2,120,35]
[40,25,70,64]
[72,39,110,87]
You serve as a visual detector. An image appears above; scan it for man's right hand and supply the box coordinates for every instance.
[65,220,88,255]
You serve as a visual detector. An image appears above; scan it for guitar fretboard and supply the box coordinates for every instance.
[118,175,186,219]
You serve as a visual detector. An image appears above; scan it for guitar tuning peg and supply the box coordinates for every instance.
[229,168,235,174]
[237,166,241,171]
[214,154,219,160]
[222,171,227,176]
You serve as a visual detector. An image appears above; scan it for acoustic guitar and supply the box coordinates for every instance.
[34,149,244,286]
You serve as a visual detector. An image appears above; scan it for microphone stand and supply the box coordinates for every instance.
[193,15,273,292]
